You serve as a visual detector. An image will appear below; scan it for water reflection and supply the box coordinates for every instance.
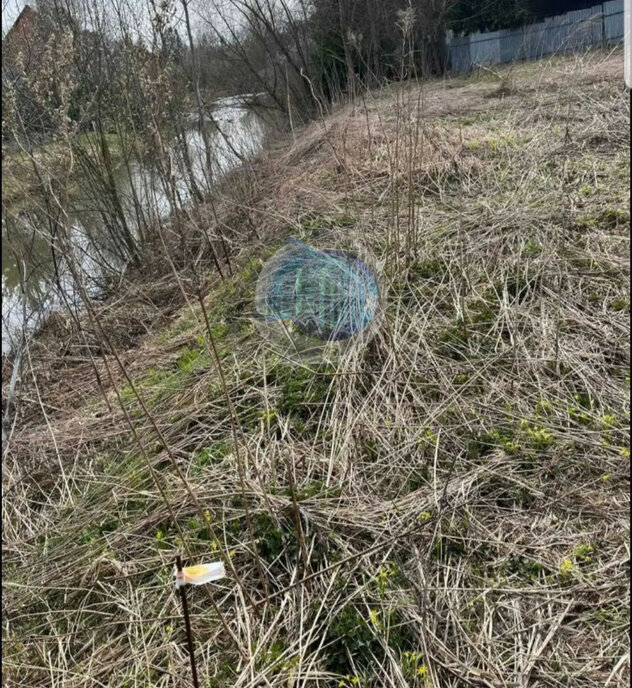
[2,104,268,349]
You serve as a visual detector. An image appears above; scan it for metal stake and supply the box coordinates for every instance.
[175,555,200,688]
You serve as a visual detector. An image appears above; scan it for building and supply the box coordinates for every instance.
[3,5,38,74]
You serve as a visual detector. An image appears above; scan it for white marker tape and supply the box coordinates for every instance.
[175,562,226,588]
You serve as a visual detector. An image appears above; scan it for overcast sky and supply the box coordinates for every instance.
[2,0,191,43]
[2,0,28,35]
[1,0,247,41]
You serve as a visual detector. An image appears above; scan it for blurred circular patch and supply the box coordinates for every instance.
[254,238,382,361]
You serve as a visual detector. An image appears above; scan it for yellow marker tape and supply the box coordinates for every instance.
[175,562,225,587]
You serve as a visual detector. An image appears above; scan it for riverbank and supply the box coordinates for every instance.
[2,132,127,207]
[3,50,630,687]
[1,103,271,349]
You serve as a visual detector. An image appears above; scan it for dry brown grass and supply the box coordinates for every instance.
[3,50,630,687]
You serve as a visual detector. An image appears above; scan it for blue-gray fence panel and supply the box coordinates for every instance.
[500,29,517,63]
[469,29,502,65]
[448,34,471,73]
[604,0,624,42]
[447,1,625,73]
[559,6,604,51]
[521,22,550,60]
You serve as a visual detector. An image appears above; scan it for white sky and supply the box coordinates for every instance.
[2,0,180,40]
[2,0,28,36]
[2,0,301,42]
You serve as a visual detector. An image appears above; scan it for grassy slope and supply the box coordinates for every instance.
[3,51,630,687]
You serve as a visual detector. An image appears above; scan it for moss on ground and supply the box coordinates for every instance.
[3,50,630,687]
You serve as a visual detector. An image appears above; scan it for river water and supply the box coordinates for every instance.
[1,99,271,350]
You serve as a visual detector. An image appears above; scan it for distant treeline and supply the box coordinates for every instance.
[2,0,600,139]
[184,0,602,118]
